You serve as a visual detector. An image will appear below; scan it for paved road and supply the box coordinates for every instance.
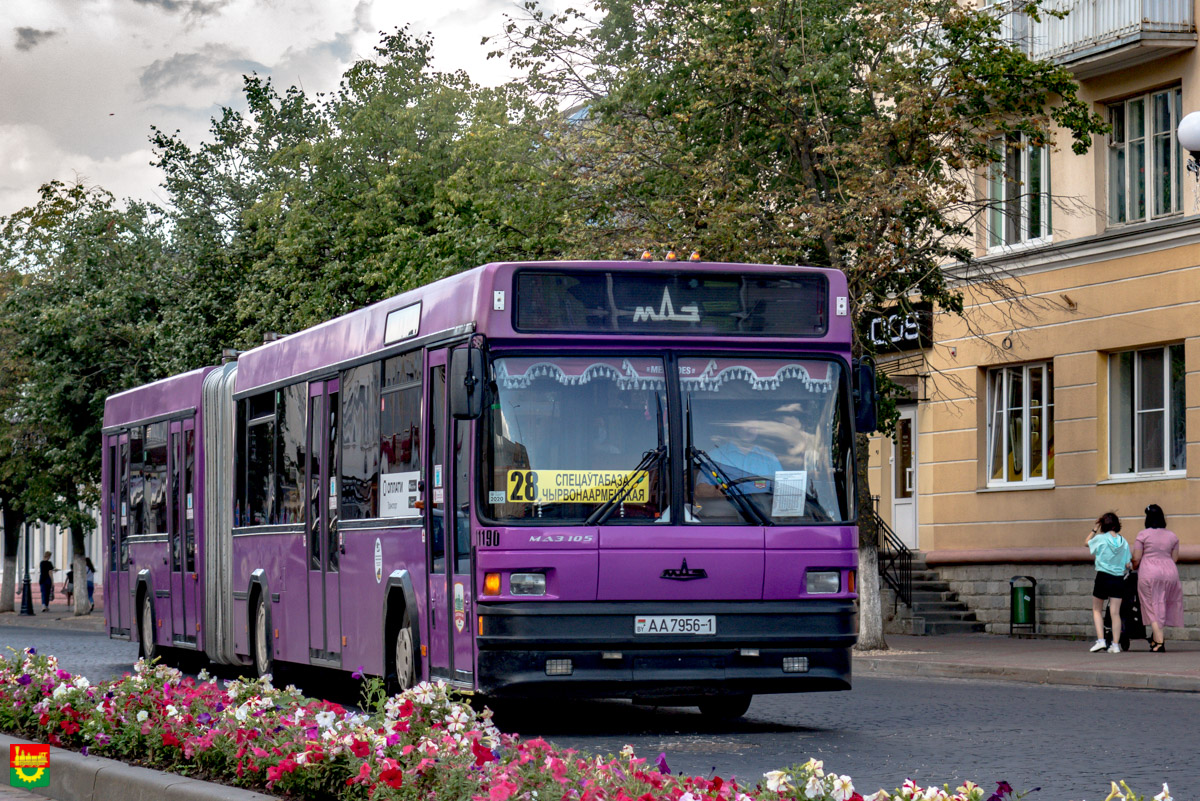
[3,626,1194,800]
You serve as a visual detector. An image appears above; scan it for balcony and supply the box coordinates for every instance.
[991,0,1196,79]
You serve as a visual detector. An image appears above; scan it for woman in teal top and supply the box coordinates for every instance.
[1086,511,1131,653]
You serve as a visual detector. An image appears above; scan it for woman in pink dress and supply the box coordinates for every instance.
[1131,504,1184,652]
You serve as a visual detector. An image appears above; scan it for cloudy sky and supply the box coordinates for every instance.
[1,0,552,216]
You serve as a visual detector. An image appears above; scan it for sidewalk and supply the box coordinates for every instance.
[855,632,1200,692]
[0,596,105,632]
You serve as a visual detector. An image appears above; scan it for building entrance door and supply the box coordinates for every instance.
[891,406,918,549]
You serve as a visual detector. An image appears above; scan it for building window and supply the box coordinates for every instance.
[987,362,1054,485]
[988,134,1049,249]
[1109,87,1183,225]
[1109,345,1186,475]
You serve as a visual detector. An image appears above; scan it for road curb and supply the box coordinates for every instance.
[854,657,1199,692]
[1,732,274,801]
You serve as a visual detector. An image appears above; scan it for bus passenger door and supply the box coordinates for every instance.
[449,406,475,685]
[174,418,198,644]
[169,422,184,644]
[307,379,342,665]
[105,437,126,634]
[425,351,451,678]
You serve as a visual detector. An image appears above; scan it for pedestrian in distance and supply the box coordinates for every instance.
[1086,512,1131,653]
[1132,504,1184,652]
[38,551,54,612]
[85,557,96,613]
[64,568,74,606]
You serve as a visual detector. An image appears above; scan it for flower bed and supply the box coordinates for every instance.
[0,648,1172,801]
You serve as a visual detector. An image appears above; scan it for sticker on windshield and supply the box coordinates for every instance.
[771,470,808,516]
[506,470,649,504]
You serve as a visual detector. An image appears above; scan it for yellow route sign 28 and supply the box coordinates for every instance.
[506,470,649,504]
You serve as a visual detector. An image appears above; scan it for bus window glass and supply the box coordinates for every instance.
[129,427,145,536]
[429,368,446,573]
[246,392,275,525]
[184,428,196,572]
[171,431,181,568]
[146,422,168,535]
[341,363,380,519]
[107,443,119,571]
[381,352,421,519]
[327,390,340,571]
[278,385,306,525]
[484,357,670,523]
[308,394,323,570]
[680,357,852,524]
[119,438,130,561]
[454,418,469,574]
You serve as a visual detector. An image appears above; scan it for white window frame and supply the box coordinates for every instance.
[987,134,1050,251]
[986,362,1054,487]
[1108,345,1186,477]
[1108,86,1183,226]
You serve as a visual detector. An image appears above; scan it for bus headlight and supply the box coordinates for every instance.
[510,573,546,596]
[806,571,840,594]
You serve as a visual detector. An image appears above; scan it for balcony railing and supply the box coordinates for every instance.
[988,0,1196,78]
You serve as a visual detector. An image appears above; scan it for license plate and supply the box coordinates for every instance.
[634,615,716,635]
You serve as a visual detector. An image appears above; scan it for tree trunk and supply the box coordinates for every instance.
[854,433,888,651]
[70,520,87,616]
[1,503,23,614]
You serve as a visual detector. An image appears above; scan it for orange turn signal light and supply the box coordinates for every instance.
[848,570,856,594]
[484,572,501,596]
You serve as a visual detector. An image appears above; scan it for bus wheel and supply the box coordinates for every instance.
[392,610,416,693]
[698,694,752,720]
[253,595,276,681]
[139,595,160,662]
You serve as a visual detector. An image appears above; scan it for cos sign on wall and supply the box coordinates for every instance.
[865,302,932,354]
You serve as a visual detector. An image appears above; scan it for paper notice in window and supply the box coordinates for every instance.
[771,471,808,517]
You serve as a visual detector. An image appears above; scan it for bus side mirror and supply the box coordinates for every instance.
[853,358,878,434]
[450,346,486,420]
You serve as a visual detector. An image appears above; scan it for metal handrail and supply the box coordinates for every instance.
[872,498,912,610]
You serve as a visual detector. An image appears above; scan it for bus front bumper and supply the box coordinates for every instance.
[475,600,857,699]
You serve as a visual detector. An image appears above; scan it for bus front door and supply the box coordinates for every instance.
[169,422,184,644]
[168,419,199,646]
[425,347,475,685]
[307,378,342,665]
[106,437,128,634]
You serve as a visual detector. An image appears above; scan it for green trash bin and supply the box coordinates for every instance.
[1009,576,1036,635]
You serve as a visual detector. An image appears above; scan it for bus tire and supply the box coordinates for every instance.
[390,609,416,694]
[139,594,161,662]
[252,593,277,682]
[698,694,752,720]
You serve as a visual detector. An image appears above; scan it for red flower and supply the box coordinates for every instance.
[61,721,81,735]
[162,731,181,747]
[380,767,404,788]
[350,739,370,758]
[472,740,496,767]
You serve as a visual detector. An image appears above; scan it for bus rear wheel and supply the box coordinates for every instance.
[698,694,752,720]
[390,610,416,694]
[253,595,277,681]
[139,595,160,662]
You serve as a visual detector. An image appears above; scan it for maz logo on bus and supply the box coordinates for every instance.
[631,288,700,323]
[528,534,594,543]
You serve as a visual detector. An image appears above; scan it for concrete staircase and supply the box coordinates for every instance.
[907,554,986,636]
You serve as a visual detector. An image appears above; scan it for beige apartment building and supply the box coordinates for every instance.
[872,0,1200,639]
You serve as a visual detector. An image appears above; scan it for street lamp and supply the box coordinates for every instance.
[1176,111,1200,214]
[19,522,34,616]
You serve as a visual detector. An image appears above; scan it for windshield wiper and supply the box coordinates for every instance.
[689,445,772,526]
[585,445,668,526]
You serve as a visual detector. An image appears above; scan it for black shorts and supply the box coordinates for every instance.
[1093,571,1125,600]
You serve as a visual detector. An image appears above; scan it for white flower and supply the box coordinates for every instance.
[52,682,69,699]
[315,710,337,729]
[867,791,894,801]
[680,793,697,801]
[165,705,178,718]
[73,676,90,690]
[197,669,211,681]
[805,759,826,778]
[413,682,436,704]
[233,703,250,722]
[805,774,825,799]
[832,775,855,801]
[921,787,947,801]
[620,744,635,758]
[1154,785,1173,801]
[136,710,149,723]
[765,771,794,793]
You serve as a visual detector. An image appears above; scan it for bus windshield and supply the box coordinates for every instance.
[682,357,853,525]
[484,356,670,523]
[483,354,854,525]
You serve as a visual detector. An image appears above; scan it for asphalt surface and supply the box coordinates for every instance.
[2,616,1197,800]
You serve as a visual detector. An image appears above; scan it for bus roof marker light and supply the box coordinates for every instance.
[640,250,653,261]
[689,250,701,262]
[665,250,677,261]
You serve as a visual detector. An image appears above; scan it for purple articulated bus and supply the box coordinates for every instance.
[102,260,875,717]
